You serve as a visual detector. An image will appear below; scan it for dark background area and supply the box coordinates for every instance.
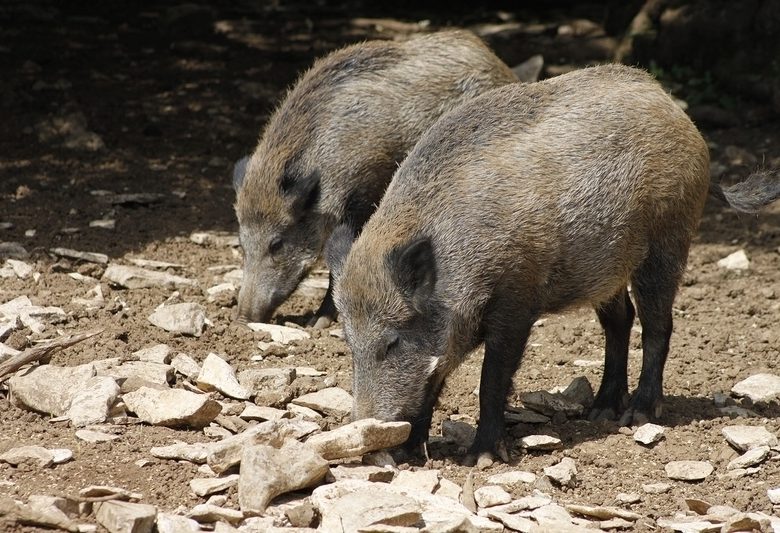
[1,0,778,259]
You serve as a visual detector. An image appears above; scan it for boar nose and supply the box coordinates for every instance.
[236,285,280,324]
[235,304,272,324]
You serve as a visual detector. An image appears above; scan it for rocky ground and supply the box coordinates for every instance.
[1,1,780,532]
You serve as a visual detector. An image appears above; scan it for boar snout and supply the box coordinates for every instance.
[236,284,285,324]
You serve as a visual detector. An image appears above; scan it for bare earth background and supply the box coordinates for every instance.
[1,1,779,531]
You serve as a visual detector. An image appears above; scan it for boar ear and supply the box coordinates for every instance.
[326,224,355,281]
[232,156,250,191]
[281,169,321,213]
[388,237,436,308]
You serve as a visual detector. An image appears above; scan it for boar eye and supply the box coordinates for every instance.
[268,237,283,255]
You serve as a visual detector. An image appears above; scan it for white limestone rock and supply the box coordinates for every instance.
[122,387,221,428]
[190,474,240,497]
[633,423,666,445]
[731,374,780,402]
[722,425,778,452]
[66,376,120,427]
[9,363,96,416]
[238,439,329,514]
[665,461,714,481]
[148,302,207,336]
[246,322,310,344]
[291,387,353,418]
[304,418,411,460]
[473,485,512,508]
[102,264,195,289]
[95,501,156,533]
[197,353,251,400]
[717,249,749,270]
[544,457,577,487]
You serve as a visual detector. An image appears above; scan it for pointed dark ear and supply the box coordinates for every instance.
[232,156,250,191]
[281,169,321,214]
[326,224,355,281]
[387,237,436,309]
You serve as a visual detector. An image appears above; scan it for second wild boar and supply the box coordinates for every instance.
[233,30,517,328]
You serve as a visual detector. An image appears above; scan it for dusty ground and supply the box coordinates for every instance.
[1,1,779,531]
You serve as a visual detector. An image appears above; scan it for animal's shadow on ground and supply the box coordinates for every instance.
[421,395,780,466]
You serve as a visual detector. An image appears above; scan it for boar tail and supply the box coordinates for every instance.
[709,169,780,214]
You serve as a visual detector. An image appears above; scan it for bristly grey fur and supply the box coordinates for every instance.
[234,30,517,326]
[334,63,778,461]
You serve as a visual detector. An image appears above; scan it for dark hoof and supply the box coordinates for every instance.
[588,391,629,422]
[587,407,617,422]
[465,439,509,468]
[618,402,662,427]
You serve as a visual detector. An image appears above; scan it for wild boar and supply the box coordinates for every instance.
[233,30,517,328]
[328,64,780,463]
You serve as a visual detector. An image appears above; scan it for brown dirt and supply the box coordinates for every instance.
[1,2,779,532]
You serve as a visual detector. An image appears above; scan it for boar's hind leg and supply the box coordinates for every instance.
[589,288,635,421]
[619,245,685,426]
[468,312,534,464]
[308,272,338,329]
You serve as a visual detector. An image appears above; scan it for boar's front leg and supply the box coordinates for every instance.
[308,272,338,329]
[468,307,534,465]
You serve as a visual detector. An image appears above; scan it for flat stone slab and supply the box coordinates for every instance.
[238,367,296,392]
[643,482,671,494]
[717,249,749,270]
[66,376,120,427]
[190,474,239,497]
[544,457,577,487]
[319,488,422,532]
[329,465,396,483]
[633,423,666,445]
[132,344,172,364]
[123,387,221,428]
[9,363,96,416]
[291,387,353,418]
[731,374,780,402]
[519,434,562,451]
[727,446,770,470]
[170,353,201,379]
[156,513,200,533]
[79,485,143,502]
[304,418,411,460]
[474,485,511,508]
[95,501,156,533]
[206,419,319,474]
[75,429,120,443]
[186,504,243,524]
[50,247,108,264]
[148,303,207,337]
[246,322,310,344]
[665,461,714,481]
[722,425,778,452]
[487,470,536,488]
[390,470,440,494]
[238,439,329,514]
[101,361,173,386]
[240,404,289,421]
[196,353,251,400]
[0,446,57,467]
[102,264,195,289]
[564,503,642,521]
